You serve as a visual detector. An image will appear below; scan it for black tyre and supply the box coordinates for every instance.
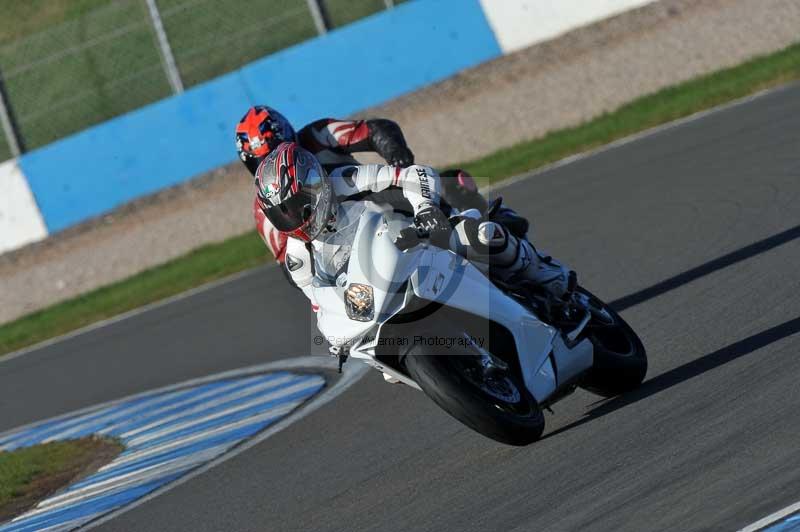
[577,288,647,397]
[402,325,544,446]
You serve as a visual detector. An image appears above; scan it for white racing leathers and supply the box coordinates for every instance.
[285,164,573,347]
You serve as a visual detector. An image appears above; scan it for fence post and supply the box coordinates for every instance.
[144,0,184,94]
[0,68,24,157]
[306,0,332,34]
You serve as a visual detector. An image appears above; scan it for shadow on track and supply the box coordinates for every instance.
[610,224,800,312]
[541,224,800,439]
[544,316,800,439]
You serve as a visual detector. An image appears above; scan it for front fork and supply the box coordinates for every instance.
[328,344,350,373]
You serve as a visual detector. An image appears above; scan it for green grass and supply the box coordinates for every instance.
[0,127,9,162]
[0,0,111,45]
[1,42,799,358]
[0,0,172,150]
[158,0,318,87]
[0,436,123,521]
[326,0,386,28]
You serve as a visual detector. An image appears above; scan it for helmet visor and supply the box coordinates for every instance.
[264,189,318,232]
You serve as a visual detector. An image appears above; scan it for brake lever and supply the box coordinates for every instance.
[484,196,503,219]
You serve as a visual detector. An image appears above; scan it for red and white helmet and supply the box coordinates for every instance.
[255,142,334,242]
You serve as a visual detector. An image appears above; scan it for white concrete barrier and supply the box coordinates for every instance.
[0,158,47,253]
[480,0,656,54]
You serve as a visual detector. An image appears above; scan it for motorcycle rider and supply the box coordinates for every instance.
[235,105,485,263]
[254,143,576,326]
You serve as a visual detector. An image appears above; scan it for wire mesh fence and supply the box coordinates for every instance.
[0,0,403,158]
[157,0,318,87]
[0,0,170,153]
[326,0,390,28]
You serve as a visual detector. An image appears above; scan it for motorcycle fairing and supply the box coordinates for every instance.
[315,204,593,404]
[409,246,593,403]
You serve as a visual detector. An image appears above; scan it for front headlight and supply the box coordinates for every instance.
[344,283,374,322]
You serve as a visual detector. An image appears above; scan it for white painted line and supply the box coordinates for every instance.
[2,384,199,450]
[81,358,368,531]
[112,374,296,439]
[29,460,198,517]
[111,402,303,468]
[0,356,333,441]
[41,375,270,444]
[34,460,193,515]
[99,401,302,474]
[738,502,800,532]
[0,357,368,532]
[123,379,320,447]
[36,514,106,532]
[30,446,224,516]
[43,461,188,509]
[111,400,302,469]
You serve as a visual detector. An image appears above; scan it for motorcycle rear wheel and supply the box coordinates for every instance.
[402,324,545,446]
[577,287,647,397]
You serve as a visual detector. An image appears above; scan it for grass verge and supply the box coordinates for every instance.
[1,42,799,358]
[0,232,268,356]
[463,42,800,182]
[0,436,123,522]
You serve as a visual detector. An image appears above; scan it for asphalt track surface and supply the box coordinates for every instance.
[2,83,800,531]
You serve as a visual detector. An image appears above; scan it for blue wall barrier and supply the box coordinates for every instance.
[19,0,501,234]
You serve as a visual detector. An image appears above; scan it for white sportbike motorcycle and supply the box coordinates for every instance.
[312,198,647,445]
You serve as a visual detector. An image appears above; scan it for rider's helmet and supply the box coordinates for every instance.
[255,142,334,242]
[235,106,296,175]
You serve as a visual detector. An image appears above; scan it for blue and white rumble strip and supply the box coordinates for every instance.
[763,514,800,531]
[0,371,325,531]
[742,509,800,532]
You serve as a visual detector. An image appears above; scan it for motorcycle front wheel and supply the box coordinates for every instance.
[402,324,545,446]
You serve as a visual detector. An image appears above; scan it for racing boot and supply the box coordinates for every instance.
[452,218,575,299]
[478,221,576,299]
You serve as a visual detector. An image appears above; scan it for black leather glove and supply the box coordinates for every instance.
[414,205,449,233]
[367,119,415,167]
[394,206,451,250]
[385,145,414,167]
[394,227,421,251]
[414,206,452,246]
